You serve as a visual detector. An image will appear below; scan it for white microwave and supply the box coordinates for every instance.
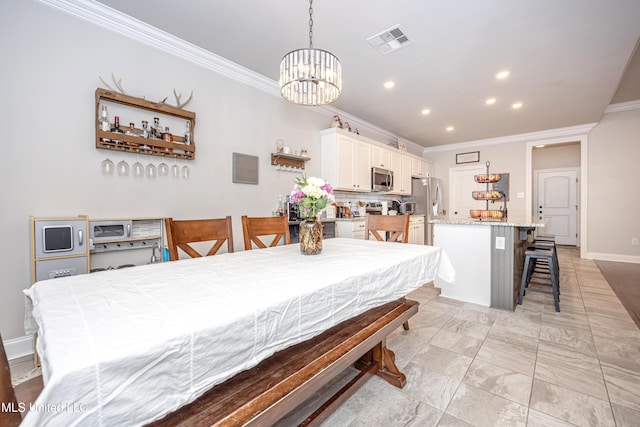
[371,167,394,192]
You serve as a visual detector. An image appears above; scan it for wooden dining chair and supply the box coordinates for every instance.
[364,214,411,330]
[165,216,234,261]
[241,215,290,250]
[1,333,43,426]
[365,214,410,243]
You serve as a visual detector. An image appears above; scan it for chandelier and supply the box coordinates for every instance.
[279,0,342,106]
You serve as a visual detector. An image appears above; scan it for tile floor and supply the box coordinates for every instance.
[9,247,640,426]
[317,247,640,426]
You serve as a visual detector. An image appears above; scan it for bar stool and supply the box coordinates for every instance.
[518,247,560,312]
[535,234,555,241]
[529,241,559,276]
[527,242,560,296]
[532,235,559,277]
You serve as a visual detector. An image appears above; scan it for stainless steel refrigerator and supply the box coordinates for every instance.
[408,177,444,245]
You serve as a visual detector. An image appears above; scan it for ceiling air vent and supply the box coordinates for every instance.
[366,25,414,55]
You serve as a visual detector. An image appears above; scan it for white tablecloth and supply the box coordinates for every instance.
[23,238,454,426]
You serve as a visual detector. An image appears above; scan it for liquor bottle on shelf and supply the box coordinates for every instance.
[139,121,150,150]
[184,120,192,146]
[98,105,111,143]
[161,127,173,142]
[161,127,173,154]
[125,123,136,136]
[151,117,162,140]
[110,115,124,144]
[140,120,149,138]
[125,123,139,146]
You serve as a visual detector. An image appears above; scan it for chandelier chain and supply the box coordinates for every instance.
[308,0,313,48]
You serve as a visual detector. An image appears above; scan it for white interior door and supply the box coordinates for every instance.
[449,165,486,219]
[535,169,578,245]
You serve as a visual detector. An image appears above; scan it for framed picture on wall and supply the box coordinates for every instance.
[456,151,480,164]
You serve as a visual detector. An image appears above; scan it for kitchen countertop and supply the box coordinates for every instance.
[429,217,545,228]
[335,213,424,222]
[288,218,337,225]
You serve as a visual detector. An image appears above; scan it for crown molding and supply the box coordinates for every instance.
[36,0,414,149]
[423,122,597,154]
[36,0,280,95]
[605,100,640,114]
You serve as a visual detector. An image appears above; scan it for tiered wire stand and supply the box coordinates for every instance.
[471,161,507,221]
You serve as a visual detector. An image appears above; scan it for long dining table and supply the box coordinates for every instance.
[22,238,454,426]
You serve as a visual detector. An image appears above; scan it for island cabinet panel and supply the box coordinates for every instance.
[490,227,520,310]
[431,220,543,310]
[433,224,492,306]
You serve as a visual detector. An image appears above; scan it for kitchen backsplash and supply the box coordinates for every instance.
[334,193,405,215]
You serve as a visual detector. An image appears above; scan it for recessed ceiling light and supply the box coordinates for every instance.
[421,109,431,115]
[446,126,454,132]
[511,102,523,109]
[495,70,510,80]
[535,145,546,148]
[485,98,497,105]
[383,81,395,89]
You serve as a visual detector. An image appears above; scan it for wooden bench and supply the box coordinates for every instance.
[150,298,418,426]
[2,298,417,426]
[1,333,44,426]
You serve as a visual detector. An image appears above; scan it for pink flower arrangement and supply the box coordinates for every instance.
[290,176,335,218]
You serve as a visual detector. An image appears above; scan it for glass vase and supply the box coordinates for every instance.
[299,217,323,255]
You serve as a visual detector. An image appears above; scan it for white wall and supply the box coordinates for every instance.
[586,107,640,260]
[0,1,330,340]
[532,143,581,170]
[426,142,528,220]
[425,107,640,263]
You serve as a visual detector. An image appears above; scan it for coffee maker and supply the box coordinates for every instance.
[287,202,301,221]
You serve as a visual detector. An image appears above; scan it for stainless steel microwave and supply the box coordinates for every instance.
[371,167,394,192]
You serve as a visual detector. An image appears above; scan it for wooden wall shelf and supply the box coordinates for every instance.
[271,152,310,170]
[95,88,196,160]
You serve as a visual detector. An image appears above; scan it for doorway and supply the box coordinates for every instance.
[534,168,579,245]
[526,135,589,255]
[449,165,486,219]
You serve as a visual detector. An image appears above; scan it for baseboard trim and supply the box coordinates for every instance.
[584,252,640,264]
[4,335,34,360]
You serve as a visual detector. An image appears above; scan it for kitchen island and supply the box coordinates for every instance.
[430,218,545,310]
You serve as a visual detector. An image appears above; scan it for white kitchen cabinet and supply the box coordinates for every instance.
[389,152,401,194]
[354,142,372,191]
[424,161,433,178]
[408,215,425,245]
[371,145,392,169]
[411,158,430,178]
[336,219,366,239]
[389,152,412,195]
[321,129,371,192]
[321,128,434,194]
[401,155,413,194]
